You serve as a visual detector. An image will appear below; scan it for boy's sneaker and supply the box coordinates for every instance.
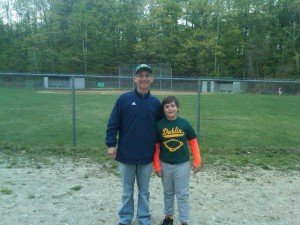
[159,216,173,225]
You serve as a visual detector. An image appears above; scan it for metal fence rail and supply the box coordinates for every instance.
[1,73,300,148]
[1,72,300,94]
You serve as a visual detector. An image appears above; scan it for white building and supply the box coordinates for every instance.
[44,77,85,89]
[202,81,247,93]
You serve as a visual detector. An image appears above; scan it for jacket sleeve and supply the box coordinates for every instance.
[105,100,121,147]
[188,138,201,167]
[153,143,161,171]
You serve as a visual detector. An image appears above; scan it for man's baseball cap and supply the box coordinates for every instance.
[135,64,152,74]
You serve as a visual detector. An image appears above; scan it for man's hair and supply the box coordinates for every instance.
[162,95,180,108]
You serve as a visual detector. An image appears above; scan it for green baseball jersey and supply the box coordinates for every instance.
[156,116,197,164]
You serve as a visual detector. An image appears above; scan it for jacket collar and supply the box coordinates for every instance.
[134,88,150,98]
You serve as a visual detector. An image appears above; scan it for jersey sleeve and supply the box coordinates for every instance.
[185,119,197,140]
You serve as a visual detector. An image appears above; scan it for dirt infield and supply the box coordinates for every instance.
[1,157,299,225]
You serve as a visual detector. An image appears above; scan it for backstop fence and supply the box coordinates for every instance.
[1,72,300,148]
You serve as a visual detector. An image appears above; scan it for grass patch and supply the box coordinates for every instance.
[0,89,299,172]
[0,141,118,172]
[70,185,83,191]
[28,193,36,199]
[0,187,13,195]
[201,146,300,171]
[1,89,300,148]
[223,174,239,179]
[1,142,299,172]
[245,177,256,182]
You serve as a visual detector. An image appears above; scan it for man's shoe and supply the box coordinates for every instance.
[159,216,173,225]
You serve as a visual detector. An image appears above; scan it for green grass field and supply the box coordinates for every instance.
[0,88,300,171]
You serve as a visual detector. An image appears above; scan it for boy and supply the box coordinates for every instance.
[153,95,201,225]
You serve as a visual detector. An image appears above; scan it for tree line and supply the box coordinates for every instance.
[0,0,299,78]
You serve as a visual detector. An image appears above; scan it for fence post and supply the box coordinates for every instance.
[160,68,162,91]
[132,68,135,90]
[71,76,76,147]
[197,79,202,142]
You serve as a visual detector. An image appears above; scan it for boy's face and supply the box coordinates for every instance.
[163,101,179,120]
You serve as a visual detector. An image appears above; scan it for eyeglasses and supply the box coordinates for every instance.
[136,73,152,78]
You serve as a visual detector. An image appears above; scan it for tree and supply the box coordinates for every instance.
[0,0,299,77]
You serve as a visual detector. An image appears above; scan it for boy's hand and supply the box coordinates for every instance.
[192,165,201,174]
[155,170,162,177]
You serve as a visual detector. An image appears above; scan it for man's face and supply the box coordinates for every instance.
[134,70,153,91]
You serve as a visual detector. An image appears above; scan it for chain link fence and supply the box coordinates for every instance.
[1,72,300,94]
[1,72,300,149]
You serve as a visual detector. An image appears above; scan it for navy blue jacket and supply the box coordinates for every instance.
[106,89,162,164]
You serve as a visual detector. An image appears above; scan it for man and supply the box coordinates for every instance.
[106,64,162,225]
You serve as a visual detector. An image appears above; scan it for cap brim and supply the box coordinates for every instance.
[136,67,152,74]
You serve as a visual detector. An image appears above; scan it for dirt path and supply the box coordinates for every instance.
[0,159,299,225]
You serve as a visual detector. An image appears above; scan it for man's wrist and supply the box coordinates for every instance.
[107,144,116,148]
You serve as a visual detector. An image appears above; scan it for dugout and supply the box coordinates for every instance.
[44,76,85,89]
[202,81,247,93]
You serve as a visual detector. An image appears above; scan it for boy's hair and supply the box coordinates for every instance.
[162,95,180,108]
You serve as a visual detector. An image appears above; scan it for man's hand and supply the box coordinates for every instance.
[107,147,117,159]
